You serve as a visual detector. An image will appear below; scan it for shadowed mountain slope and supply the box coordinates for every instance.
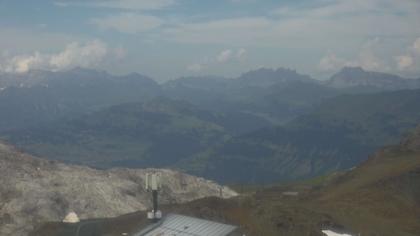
[164,68,338,125]
[182,89,420,183]
[3,98,232,168]
[0,68,161,132]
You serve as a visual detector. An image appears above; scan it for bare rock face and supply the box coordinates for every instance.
[0,142,237,236]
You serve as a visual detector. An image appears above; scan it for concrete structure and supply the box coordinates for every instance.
[136,214,242,236]
[62,212,80,223]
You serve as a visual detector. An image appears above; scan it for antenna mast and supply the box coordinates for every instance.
[145,173,162,221]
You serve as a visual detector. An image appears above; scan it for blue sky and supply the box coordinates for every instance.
[0,0,419,81]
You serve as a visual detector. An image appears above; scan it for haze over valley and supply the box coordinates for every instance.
[1,67,420,184]
[1,0,420,235]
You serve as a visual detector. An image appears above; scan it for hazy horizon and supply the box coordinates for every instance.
[0,0,420,81]
[3,65,420,84]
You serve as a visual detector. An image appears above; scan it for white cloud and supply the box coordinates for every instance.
[273,0,419,19]
[217,49,233,63]
[395,55,413,70]
[43,0,420,77]
[357,38,385,71]
[113,47,127,60]
[90,13,163,34]
[319,53,352,72]
[187,48,247,73]
[163,0,419,48]
[55,0,175,10]
[216,49,247,63]
[394,37,420,71]
[236,48,247,60]
[6,52,45,73]
[49,40,108,69]
[318,53,350,72]
[0,40,121,73]
[320,37,420,74]
[273,0,364,18]
[319,38,388,72]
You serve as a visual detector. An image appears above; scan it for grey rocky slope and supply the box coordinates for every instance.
[0,142,237,236]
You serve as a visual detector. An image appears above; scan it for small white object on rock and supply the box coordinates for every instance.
[322,230,353,236]
[63,212,80,223]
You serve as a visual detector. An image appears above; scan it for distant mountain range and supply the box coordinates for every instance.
[163,67,338,125]
[1,67,420,184]
[326,66,420,90]
[0,68,161,132]
[181,89,420,183]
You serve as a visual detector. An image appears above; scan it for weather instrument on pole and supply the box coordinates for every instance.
[145,173,162,221]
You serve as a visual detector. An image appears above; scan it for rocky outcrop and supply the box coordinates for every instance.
[0,142,237,236]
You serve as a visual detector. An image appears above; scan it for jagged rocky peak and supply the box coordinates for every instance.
[328,67,374,86]
[237,67,313,87]
[0,142,237,236]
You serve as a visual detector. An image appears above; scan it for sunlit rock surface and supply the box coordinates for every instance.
[0,142,237,236]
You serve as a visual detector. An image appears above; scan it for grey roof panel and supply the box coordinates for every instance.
[140,214,238,236]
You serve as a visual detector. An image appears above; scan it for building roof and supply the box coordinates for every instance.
[137,214,239,236]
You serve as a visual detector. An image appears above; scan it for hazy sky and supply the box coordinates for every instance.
[0,0,420,81]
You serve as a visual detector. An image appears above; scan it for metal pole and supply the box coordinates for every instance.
[152,190,158,213]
